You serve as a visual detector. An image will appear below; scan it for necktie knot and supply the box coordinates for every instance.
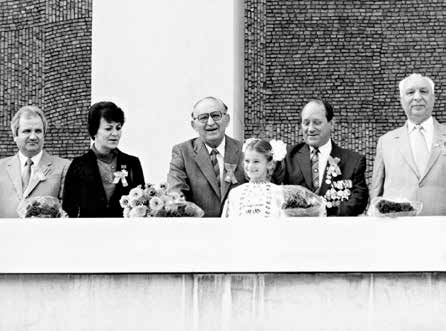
[210,148,219,156]
[26,158,33,167]
[311,148,319,160]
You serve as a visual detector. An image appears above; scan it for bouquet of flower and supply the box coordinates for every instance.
[119,183,205,218]
[281,185,327,217]
[367,197,423,217]
[17,196,68,218]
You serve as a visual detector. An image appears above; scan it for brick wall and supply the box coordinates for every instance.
[245,0,446,181]
[0,0,91,159]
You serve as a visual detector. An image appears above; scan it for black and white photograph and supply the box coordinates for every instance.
[1,0,446,330]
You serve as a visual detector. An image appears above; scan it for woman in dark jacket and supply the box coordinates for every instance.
[62,101,145,217]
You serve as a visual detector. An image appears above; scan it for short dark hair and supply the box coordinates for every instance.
[302,99,334,122]
[87,101,125,138]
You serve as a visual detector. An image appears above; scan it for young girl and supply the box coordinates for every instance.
[221,138,286,217]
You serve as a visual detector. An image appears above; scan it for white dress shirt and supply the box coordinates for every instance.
[310,139,332,187]
[407,116,434,153]
[19,150,43,179]
[204,137,226,184]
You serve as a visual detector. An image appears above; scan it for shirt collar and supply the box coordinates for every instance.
[204,136,226,157]
[18,150,43,168]
[407,116,433,132]
[309,139,332,155]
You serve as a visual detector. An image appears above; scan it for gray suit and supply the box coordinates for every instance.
[371,118,446,215]
[167,135,245,217]
[0,151,71,218]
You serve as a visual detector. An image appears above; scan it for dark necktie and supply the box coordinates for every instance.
[210,148,221,189]
[311,148,320,192]
[22,158,33,190]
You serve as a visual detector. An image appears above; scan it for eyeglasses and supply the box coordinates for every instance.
[194,111,225,123]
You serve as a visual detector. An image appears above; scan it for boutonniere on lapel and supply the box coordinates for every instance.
[224,163,238,184]
[323,156,352,208]
[113,165,128,187]
[34,171,46,182]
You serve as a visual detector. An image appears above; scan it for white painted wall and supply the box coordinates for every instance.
[92,1,243,183]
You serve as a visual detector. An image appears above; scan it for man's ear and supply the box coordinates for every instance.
[191,120,196,131]
[225,113,230,124]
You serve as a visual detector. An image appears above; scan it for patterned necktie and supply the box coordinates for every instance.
[210,148,221,188]
[311,148,320,192]
[412,125,429,175]
[22,158,33,190]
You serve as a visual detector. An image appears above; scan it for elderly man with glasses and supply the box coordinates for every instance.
[167,96,245,217]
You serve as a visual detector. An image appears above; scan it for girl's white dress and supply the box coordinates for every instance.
[221,182,284,217]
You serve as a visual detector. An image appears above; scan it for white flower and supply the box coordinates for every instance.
[129,205,148,217]
[34,171,46,182]
[149,196,164,211]
[129,197,144,208]
[169,191,185,203]
[270,139,287,161]
[119,195,130,208]
[129,185,144,200]
[123,207,131,218]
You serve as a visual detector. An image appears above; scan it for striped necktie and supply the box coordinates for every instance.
[22,158,33,190]
[210,148,221,188]
[311,148,320,192]
[412,125,429,174]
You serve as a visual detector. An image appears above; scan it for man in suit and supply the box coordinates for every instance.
[167,96,245,217]
[0,105,71,218]
[371,73,446,215]
[273,99,369,216]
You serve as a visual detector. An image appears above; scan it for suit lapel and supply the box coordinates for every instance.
[110,150,126,203]
[193,139,221,198]
[395,125,420,178]
[420,119,446,182]
[6,154,23,198]
[23,151,53,198]
[296,144,314,189]
[221,137,242,201]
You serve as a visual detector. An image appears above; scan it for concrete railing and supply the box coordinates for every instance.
[1,218,446,330]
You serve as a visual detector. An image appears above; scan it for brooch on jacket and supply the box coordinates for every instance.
[224,163,238,184]
[113,165,128,187]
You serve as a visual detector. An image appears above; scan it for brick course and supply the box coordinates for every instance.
[0,0,91,159]
[245,0,446,182]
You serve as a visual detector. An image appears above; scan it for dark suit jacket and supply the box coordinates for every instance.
[273,141,369,216]
[167,135,246,217]
[62,149,145,217]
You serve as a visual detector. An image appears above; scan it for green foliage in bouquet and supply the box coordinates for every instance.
[17,196,68,218]
[368,197,422,217]
[120,183,204,218]
[281,185,326,217]
[377,200,414,213]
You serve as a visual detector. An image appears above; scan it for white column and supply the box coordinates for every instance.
[92,1,244,182]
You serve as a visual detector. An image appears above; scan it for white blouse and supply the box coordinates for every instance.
[221,182,285,218]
